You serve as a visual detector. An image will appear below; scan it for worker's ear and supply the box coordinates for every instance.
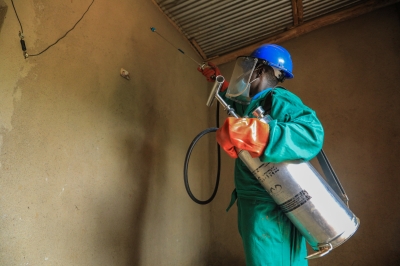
[256,66,265,78]
[257,66,268,77]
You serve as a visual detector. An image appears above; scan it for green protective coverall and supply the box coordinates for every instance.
[221,87,324,266]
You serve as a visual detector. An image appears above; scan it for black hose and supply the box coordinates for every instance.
[184,105,221,205]
[183,127,221,204]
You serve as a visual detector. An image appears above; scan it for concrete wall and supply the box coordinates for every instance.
[1,1,399,265]
[0,0,215,265]
[0,0,8,34]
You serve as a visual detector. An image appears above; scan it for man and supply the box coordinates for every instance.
[198,44,324,265]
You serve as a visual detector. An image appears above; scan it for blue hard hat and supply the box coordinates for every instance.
[250,44,294,79]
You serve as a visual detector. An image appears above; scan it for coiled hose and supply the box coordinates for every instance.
[183,105,221,204]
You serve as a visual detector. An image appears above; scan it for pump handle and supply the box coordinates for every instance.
[206,75,225,107]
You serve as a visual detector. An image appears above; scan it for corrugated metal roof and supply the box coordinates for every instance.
[152,0,387,61]
[303,0,364,21]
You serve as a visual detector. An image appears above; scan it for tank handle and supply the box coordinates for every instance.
[306,243,333,259]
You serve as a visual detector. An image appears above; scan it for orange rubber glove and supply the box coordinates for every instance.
[197,62,229,92]
[216,117,270,158]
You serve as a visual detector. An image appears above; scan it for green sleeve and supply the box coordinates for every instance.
[260,88,324,163]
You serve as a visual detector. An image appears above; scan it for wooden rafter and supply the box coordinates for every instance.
[297,0,304,24]
[291,0,299,26]
[189,38,207,60]
[291,0,304,27]
[210,0,400,65]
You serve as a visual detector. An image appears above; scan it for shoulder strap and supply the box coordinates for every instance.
[262,86,288,115]
[316,150,350,206]
[262,90,274,115]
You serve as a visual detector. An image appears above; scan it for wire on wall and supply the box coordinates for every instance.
[11,0,95,59]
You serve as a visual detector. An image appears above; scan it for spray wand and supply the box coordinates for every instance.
[150,27,208,70]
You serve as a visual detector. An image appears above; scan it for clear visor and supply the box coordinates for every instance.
[226,57,259,105]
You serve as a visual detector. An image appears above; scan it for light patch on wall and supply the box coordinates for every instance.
[0,134,2,168]
[14,86,22,102]
[0,0,37,136]
[0,62,35,133]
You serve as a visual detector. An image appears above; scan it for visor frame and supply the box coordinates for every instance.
[225,56,260,105]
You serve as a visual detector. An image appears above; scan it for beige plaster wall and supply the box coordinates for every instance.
[216,5,400,266]
[0,0,217,265]
[1,1,400,266]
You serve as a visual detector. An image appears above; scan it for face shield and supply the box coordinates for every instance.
[226,56,260,105]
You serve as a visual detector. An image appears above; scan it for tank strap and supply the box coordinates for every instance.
[226,188,276,212]
[261,86,286,115]
[316,149,350,206]
[263,88,349,205]
[261,89,273,115]
[226,189,237,212]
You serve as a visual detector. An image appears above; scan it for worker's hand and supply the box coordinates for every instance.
[216,117,270,158]
[197,62,220,82]
[197,62,229,91]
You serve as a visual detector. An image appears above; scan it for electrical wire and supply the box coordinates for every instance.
[11,0,23,33]
[11,0,95,57]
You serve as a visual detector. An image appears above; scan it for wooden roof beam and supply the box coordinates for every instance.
[209,0,400,65]
[297,0,304,25]
[291,0,299,26]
